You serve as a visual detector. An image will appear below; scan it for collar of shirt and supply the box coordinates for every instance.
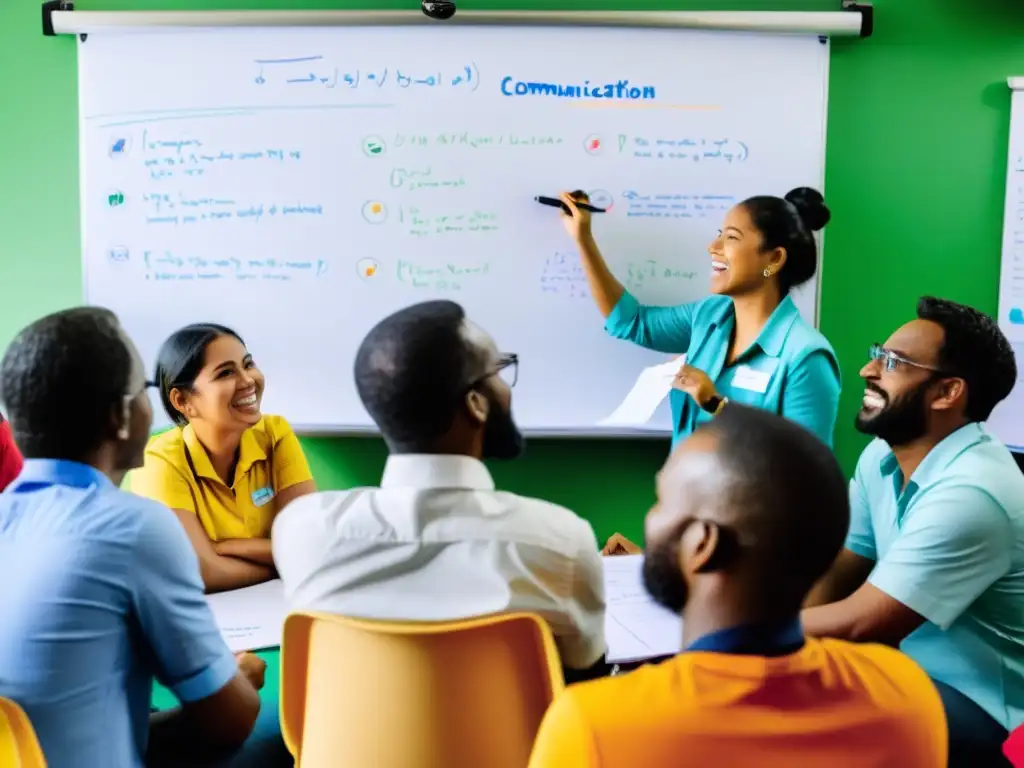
[685,615,805,657]
[182,423,266,488]
[706,294,802,360]
[9,459,113,493]
[878,422,987,509]
[380,454,495,491]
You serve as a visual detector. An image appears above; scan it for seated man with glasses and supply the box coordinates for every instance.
[803,296,1024,767]
[272,300,608,680]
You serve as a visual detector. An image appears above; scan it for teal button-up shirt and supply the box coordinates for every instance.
[605,292,840,447]
[848,424,1024,730]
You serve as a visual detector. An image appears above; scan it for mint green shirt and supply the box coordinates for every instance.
[605,292,840,447]
[847,424,1024,730]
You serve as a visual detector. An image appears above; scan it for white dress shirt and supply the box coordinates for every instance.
[272,454,607,669]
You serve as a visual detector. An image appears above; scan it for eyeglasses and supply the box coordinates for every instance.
[469,353,519,391]
[496,354,518,387]
[868,344,943,374]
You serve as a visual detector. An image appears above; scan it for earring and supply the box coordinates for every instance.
[763,268,772,278]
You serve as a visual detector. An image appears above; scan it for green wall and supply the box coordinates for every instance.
[0,0,1020,544]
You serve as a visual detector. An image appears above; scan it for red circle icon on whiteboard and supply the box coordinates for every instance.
[584,135,604,155]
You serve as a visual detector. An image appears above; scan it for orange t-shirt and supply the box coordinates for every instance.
[529,637,946,768]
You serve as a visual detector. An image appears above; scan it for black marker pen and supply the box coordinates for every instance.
[535,196,607,214]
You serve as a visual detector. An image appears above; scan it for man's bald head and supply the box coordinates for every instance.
[643,404,849,615]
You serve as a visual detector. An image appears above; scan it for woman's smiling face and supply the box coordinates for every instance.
[707,203,785,297]
[171,334,265,430]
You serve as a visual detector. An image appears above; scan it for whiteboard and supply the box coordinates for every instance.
[78,26,830,434]
[991,81,1024,451]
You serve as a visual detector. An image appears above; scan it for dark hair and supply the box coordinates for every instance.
[155,323,243,426]
[0,307,132,460]
[741,187,830,295]
[916,296,1017,422]
[354,300,486,452]
[701,404,849,595]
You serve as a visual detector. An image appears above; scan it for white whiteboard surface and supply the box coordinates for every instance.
[78,26,830,434]
[991,82,1024,451]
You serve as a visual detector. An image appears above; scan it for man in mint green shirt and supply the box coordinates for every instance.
[803,297,1024,767]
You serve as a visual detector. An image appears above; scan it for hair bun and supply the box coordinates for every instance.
[784,187,830,232]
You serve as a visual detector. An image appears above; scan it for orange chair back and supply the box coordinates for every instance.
[281,611,564,768]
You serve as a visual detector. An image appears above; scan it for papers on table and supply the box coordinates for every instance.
[603,555,683,663]
[206,579,288,652]
[207,556,682,663]
[598,356,685,427]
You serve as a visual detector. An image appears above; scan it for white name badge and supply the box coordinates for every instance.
[251,487,275,507]
[733,365,772,394]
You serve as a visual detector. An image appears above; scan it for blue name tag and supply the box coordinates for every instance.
[251,487,275,507]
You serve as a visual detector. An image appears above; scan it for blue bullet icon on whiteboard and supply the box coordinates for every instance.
[108,135,132,158]
[1010,308,1024,325]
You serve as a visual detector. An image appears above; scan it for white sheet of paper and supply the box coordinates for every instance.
[598,356,685,427]
[603,555,683,663]
[206,579,288,653]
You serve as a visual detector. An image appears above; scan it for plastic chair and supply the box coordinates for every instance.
[0,698,46,767]
[281,611,565,768]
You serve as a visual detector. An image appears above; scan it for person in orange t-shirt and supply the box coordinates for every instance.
[529,404,946,768]
[0,414,23,491]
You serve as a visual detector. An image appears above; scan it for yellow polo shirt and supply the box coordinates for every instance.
[130,414,313,541]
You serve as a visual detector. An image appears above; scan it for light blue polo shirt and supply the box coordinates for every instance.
[605,292,840,447]
[847,424,1024,730]
[0,460,238,767]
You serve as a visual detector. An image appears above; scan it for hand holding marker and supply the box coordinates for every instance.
[535,190,607,214]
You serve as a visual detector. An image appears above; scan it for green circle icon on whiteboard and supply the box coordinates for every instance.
[362,135,387,157]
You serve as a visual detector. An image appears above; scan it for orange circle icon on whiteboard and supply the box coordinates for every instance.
[361,200,387,224]
[356,258,380,280]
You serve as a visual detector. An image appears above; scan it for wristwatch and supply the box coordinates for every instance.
[700,394,728,416]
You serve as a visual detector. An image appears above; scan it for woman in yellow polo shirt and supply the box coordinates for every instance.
[131,323,316,592]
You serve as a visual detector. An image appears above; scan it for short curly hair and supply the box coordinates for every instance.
[917,296,1017,422]
[354,300,486,452]
[0,307,132,460]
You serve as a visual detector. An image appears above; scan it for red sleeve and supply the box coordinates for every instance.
[0,421,24,491]
[1005,725,1024,767]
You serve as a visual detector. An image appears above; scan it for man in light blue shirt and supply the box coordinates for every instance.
[0,307,265,767]
[803,297,1024,767]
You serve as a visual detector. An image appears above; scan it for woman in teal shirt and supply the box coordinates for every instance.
[561,187,841,449]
